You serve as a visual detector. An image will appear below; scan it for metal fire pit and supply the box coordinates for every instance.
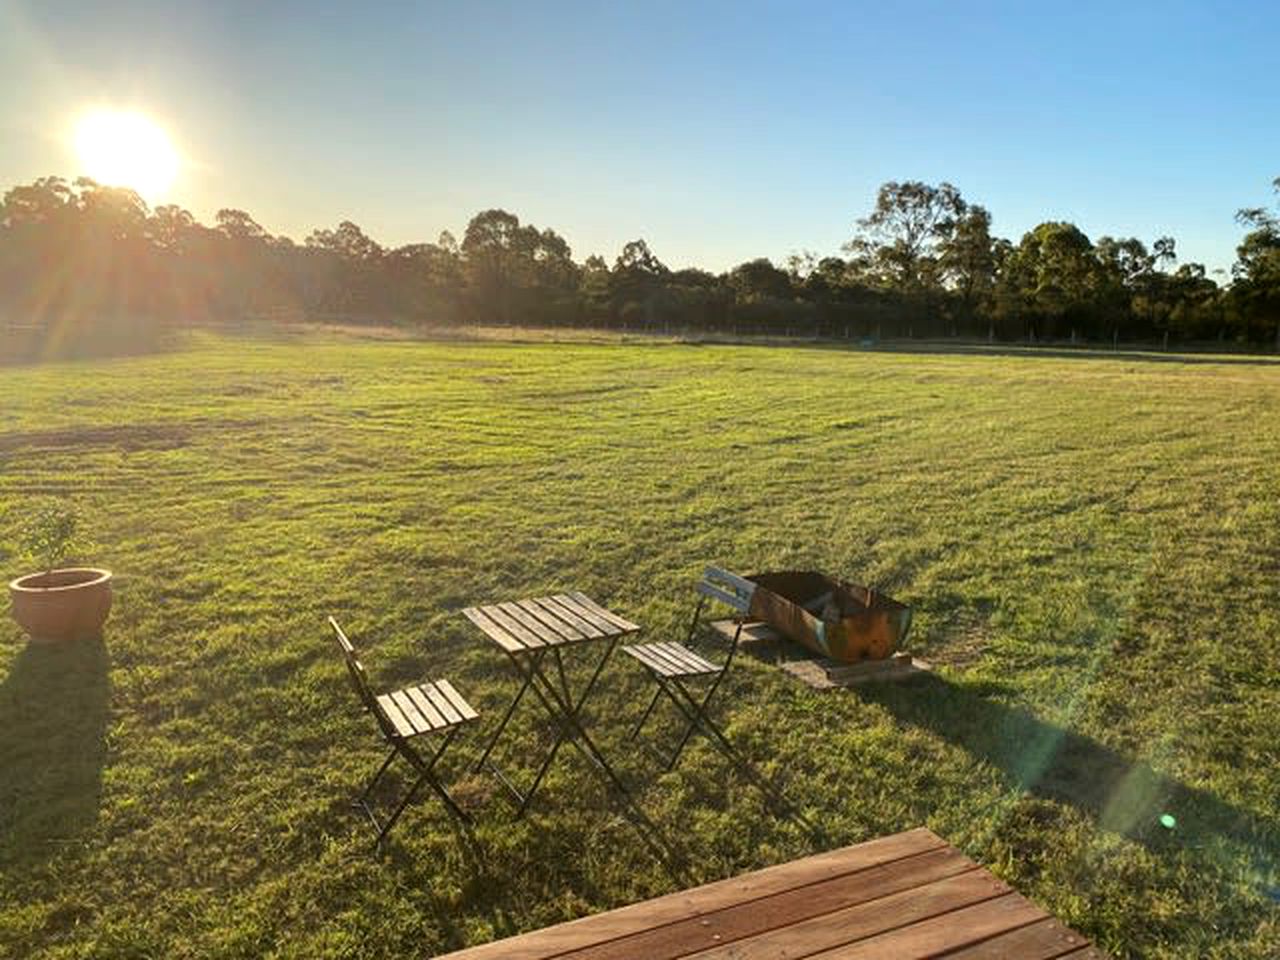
[744,570,912,663]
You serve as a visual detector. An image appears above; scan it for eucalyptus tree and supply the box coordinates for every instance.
[998,222,1099,340]
[1232,177,1280,348]
[845,180,966,297]
[940,204,996,325]
[610,239,669,326]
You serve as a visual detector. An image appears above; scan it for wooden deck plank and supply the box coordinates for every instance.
[682,869,1003,960]
[436,829,947,960]
[563,847,980,960]
[435,829,1104,960]
[811,893,1048,959]
[938,916,1093,959]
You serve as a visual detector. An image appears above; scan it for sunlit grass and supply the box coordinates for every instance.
[1,332,1277,958]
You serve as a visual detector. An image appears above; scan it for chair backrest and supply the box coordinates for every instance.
[696,566,757,616]
[689,566,758,677]
[328,616,396,739]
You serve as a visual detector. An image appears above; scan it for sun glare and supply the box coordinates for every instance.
[73,110,179,201]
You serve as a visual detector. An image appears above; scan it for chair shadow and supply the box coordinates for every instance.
[0,636,111,865]
[857,675,1277,870]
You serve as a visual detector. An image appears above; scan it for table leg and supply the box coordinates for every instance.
[509,651,598,814]
[530,638,632,798]
[482,635,634,816]
[473,652,539,774]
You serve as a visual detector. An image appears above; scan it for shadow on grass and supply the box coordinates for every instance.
[0,323,182,367]
[0,636,111,864]
[682,333,1280,367]
[847,340,1280,367]
[859,675,1277,868]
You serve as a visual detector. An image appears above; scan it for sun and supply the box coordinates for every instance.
[73,110,179,201]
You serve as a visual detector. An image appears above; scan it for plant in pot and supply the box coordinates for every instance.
[8,499,112,643]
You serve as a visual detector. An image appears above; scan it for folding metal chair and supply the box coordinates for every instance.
[329,616,479,849]
[622,568,811,828]
[623,566,763,769]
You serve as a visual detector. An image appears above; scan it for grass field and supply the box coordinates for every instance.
[1,331,1278,958]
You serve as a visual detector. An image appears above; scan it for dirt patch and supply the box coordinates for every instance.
[0,420,257,453]
[0,423,194,453]
[926,609,993,670]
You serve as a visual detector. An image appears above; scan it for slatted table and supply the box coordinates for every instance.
[463,592,640,816]
[435,827,1107,959]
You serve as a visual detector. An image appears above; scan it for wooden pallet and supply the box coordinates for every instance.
[710,619,932,689]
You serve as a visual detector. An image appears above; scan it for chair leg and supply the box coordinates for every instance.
[662,680,806,828]
[630,686,664,741]
[358,747,398,806]
[663,676,718,771]
[421,727,469,822]
[376,772,430,849]
[362,728,468,849]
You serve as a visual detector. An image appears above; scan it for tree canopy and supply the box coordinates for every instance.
[2,173,1277,358]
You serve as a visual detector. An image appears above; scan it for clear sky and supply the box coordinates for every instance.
[2,1,1277,276]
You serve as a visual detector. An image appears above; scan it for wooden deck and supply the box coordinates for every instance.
[435,828,1107,959]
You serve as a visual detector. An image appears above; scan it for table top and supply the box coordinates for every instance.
[462,592,640,654]
[435,826,1107,959]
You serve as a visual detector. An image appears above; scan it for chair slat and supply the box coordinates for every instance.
[421,682,462,726]
[651,641,697,669]
[697,580,752,613]
[624,647,675,675]
[435,679,479,721]
[627,641,720,677]
[655,641,719,675]
[376,693,416,738]
[406,685,449,729]
[329,616,356,656]
[643,643,692,674]
[704,566,758,598]
[390,689,433,734]
[624,644,683,677]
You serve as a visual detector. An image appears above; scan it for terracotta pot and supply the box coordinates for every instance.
[9,568,113,643]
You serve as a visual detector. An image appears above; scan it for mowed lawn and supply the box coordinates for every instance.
[1,332,1278,959]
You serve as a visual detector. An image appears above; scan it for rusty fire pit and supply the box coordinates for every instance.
[745,570,911,663]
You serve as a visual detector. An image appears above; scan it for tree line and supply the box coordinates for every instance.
[1,174,1278,354]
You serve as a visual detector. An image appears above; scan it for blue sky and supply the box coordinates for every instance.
[2,1,1277,276]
